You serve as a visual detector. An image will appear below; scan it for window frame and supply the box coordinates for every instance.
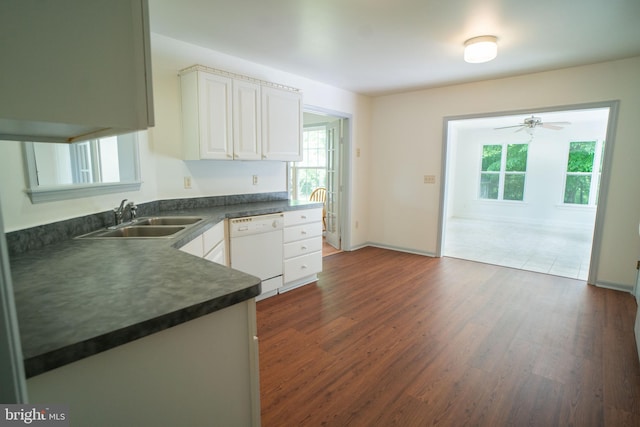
[478,142,529,202]
[289,125,328,201]
[562,140,604,206]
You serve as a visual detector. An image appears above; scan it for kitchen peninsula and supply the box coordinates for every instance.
[9,194,321,427]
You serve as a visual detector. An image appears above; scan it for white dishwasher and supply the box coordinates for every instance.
[229,213,284,300]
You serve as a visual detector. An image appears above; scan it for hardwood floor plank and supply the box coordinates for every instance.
[257,247,640,426]
[503,373,564,427]
[559,357,605,427]
[603,325,640,414]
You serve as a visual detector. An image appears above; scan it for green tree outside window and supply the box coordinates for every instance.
[480,143,528,201]
[564,141,598,205]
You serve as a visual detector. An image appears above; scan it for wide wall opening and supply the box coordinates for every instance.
[441,106,612,281]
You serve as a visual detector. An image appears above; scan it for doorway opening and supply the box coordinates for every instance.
[439,102,618,283]
[288,108,350,256]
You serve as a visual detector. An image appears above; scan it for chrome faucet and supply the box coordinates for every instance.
[113,199,137,226]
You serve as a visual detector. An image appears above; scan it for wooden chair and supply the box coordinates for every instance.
[309,187,327,230]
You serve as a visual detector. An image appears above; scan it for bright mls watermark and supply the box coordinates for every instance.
[0,405,68,426]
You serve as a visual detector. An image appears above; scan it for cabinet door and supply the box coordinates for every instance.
[233,80,262,160]
[197,72,233,160]
[261,86,302,161]
[0,0,154,143]
[204,241,227,266]
[179,235,204,258]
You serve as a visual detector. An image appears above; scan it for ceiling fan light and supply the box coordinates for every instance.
[464,35,498,63]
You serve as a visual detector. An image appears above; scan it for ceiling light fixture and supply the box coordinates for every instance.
[464,35,498,63]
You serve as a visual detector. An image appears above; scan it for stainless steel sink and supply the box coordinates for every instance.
[77,216,204,239]
[133,216,202,226]
[79,225,186,239]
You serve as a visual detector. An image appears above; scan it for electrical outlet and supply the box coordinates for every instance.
[424,175,436,184]
[356,148,361,158]
[252,175,258,185]
[184,176,192,189]
[355,220,359,229]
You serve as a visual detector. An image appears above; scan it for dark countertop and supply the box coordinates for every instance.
[10,199,321,377]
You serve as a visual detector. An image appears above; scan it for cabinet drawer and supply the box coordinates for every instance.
[284,236,322,259]
[284,251,322,283]
[284,208,322,227]
[203,221,226,254]
[284,222,323,243]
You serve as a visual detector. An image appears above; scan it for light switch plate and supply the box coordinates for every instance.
[424,175,436,184]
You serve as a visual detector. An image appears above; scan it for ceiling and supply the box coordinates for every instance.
[149,0,640,96]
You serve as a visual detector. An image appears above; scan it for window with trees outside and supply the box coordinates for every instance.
[480,143,528,201]
[289,126,327,201]
[563,141,604,205]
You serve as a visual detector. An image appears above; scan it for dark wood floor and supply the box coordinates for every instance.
[257,247,640,426]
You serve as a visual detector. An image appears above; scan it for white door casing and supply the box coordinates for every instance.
[325,120,341,249]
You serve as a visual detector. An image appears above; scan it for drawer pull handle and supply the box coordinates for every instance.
[301,264,308,269]
[301,230,307,235]
[301,215,307,219]
[301,245,307,250]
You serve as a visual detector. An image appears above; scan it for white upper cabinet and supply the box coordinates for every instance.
[181,71,233,160]
[180,65,302,161]
[0,0,154,144]
[233,80,262,160]
[261,86,303,161]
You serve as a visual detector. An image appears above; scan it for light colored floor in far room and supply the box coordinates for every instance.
[444,217,594,281]
[322,237,342,257]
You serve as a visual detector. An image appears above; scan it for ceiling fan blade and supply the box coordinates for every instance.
[540,124,563,130]
[515,126,526,133]
[544,121,571,125]
[494,125,524,130]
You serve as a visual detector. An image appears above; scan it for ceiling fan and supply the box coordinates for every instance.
[495,115,571,132]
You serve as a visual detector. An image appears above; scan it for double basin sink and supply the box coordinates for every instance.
[79,216,203,239]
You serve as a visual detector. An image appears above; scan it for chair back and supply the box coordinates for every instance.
[309,187,327,203]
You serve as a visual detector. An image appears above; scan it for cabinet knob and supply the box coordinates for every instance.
[301,264,308,269]
[301,215,307,219]
[301,245,307,250]
[301,230,307,235]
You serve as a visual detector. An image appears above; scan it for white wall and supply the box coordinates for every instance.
[449,120,607,229]
[0,34,372,251]
[369,56,640,290]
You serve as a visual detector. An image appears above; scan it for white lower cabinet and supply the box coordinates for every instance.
[27,299,261,427]
[179,220,228,266]
[178,233,204,257]
[204,240,226,265]
[203,220,228,266]
[282,208,323,292]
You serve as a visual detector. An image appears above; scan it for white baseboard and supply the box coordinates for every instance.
[357,242,435,257]
[593,280,634,294]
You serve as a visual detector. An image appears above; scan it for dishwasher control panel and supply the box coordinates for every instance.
[229,213,284,237]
